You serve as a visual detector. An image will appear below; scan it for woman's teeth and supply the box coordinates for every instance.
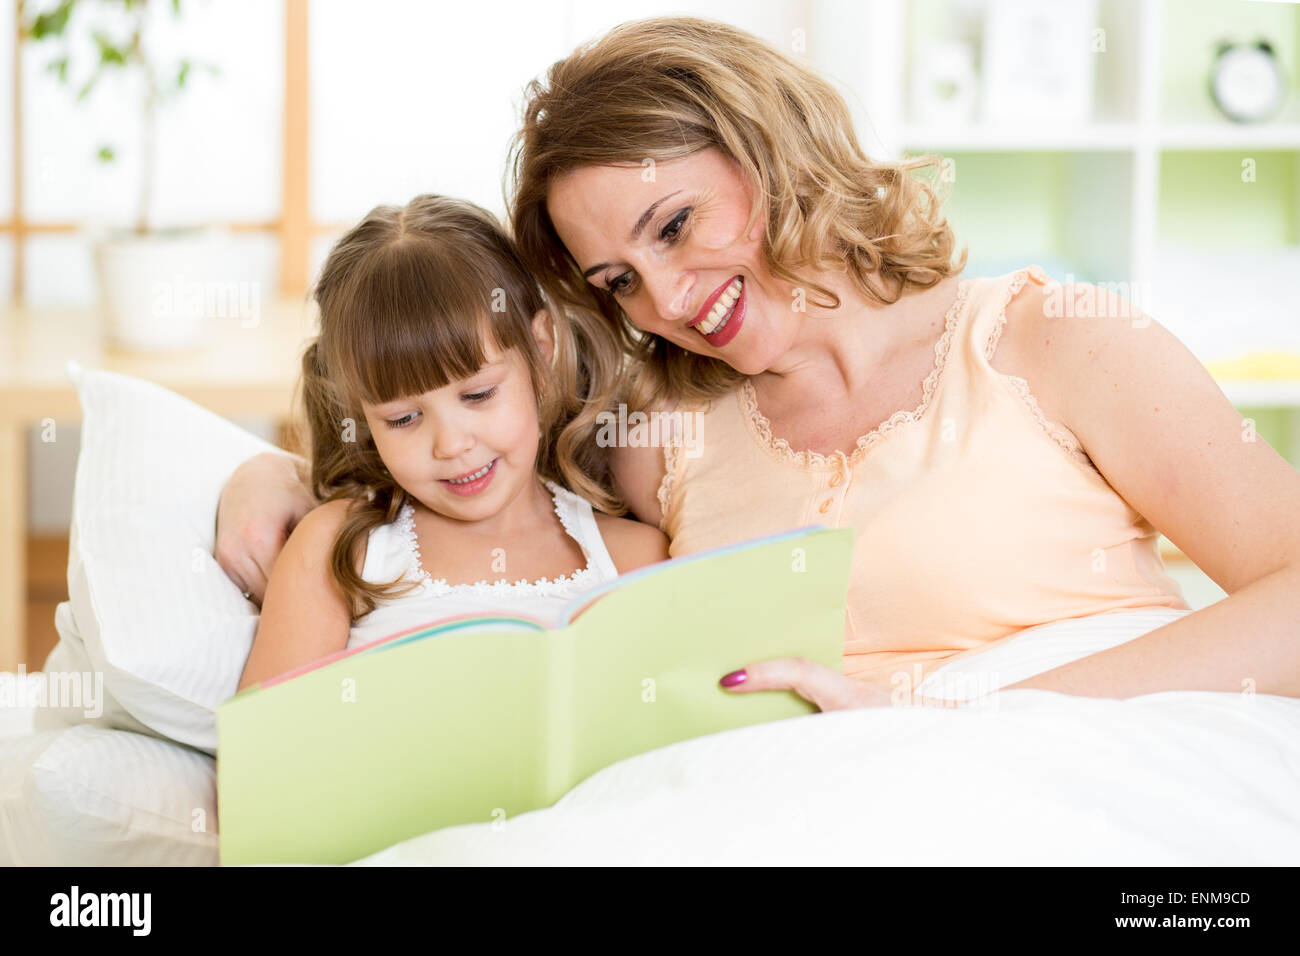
[696,277,743,336]
[448,461,493,484]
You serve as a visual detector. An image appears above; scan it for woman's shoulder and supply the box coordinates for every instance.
[964,263,1056,373]
[591,509,670,574]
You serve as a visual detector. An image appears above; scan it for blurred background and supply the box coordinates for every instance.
[2,0,1298,669]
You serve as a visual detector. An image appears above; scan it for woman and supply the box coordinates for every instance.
[216,16,1300,710]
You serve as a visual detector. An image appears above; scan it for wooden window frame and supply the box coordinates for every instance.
[4,0,317,307]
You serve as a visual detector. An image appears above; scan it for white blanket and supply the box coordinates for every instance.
[5,607,1298,865]
[355,609,1300,865]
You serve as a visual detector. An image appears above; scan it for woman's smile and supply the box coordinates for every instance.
[687,274,745,346]
[547,148,796,376]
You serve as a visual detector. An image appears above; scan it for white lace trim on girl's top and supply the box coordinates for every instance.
[392,480,618,599]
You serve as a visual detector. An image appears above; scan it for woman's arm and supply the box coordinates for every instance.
[998,283,1300,699]
[236,498,357,692]
[215,451,319,606]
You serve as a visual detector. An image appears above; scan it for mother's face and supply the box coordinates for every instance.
[547,147,796,377]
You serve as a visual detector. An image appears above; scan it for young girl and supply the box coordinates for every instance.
[237,194,668,691]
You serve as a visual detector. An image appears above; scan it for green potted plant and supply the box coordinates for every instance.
[24,0,228,350]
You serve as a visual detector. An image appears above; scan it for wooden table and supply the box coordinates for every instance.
[0,299,318,671]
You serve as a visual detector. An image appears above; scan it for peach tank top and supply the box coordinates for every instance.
[656,265,1189,688]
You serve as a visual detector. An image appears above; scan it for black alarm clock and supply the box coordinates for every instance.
[1210,39,1287,123]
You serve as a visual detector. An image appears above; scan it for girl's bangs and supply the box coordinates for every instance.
[335,247,517,408]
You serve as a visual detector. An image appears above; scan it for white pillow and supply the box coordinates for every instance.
[62,361,278,753]
[0,598,217,866]
[0,722,217,866]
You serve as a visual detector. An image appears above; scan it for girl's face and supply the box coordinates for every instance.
[546,146,798,377]
[361,313,552,523]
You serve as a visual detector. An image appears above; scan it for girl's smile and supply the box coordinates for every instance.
[440,457,499,496]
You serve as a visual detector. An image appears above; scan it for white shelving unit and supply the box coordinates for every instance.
[811,0,1300,415]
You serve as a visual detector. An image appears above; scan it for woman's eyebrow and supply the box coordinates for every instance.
[580,189,683,279]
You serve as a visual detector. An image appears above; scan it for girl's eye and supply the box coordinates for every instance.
[383,385,495,426]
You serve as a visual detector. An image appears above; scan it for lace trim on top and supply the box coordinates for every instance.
[656,437,684,535]
[740,277,975,470]
[654,405,705,534]
[985,266,1100,476]
[394,481,600,598]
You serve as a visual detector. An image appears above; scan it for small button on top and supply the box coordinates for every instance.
[829,472,842,487]
[818,499,832,514]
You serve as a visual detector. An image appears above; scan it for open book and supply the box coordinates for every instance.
[217,524,854,865]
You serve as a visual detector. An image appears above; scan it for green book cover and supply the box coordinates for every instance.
[217,524,854,865]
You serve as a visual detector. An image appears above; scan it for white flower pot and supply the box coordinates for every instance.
[93,228,237,352]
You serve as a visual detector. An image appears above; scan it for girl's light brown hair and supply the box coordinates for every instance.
[507,14,968,415]
[292,193,619,621]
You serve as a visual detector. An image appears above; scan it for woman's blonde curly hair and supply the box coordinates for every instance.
[507,14,967,421]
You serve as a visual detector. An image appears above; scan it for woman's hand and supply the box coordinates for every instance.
[718,658,963,712]
[214,451,317,606]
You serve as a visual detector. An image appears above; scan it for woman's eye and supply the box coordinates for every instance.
[386,412,418,429]
[601,208,688,299]
[661,208,689,241]
[465,386,497,403]
[605,273,636,298]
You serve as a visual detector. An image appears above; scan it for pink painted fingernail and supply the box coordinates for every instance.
[719,669,747,688]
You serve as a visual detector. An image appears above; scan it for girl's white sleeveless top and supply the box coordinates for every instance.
[347,481,621,650]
